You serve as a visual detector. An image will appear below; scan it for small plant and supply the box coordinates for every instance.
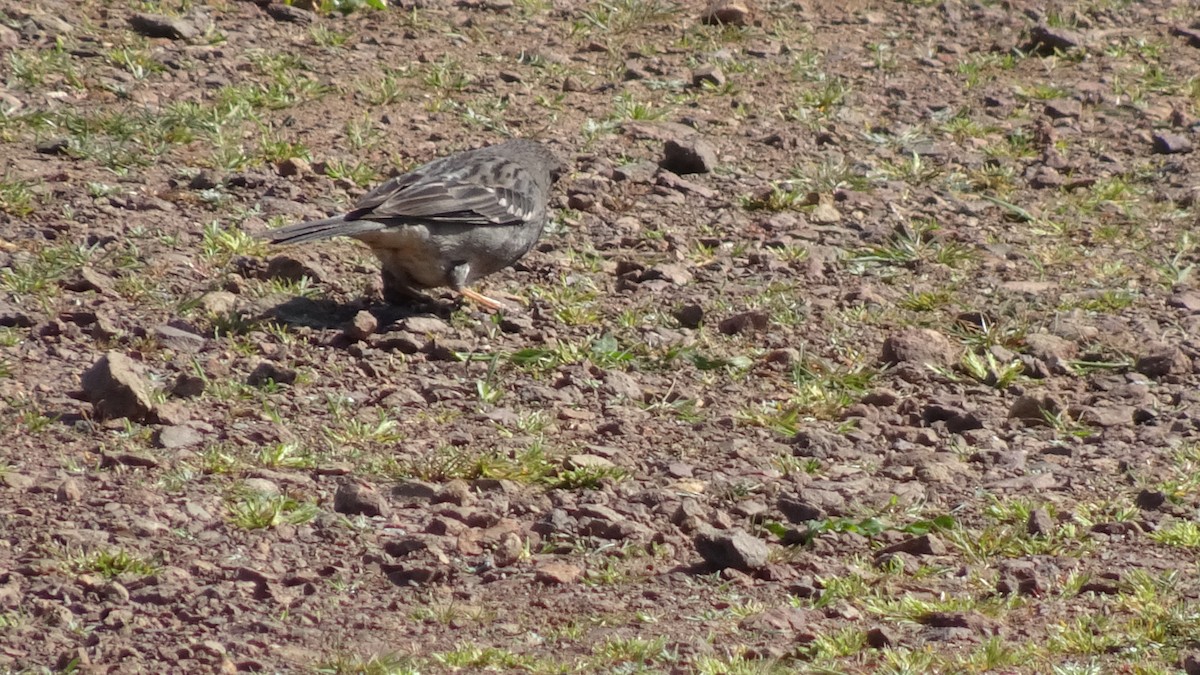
[0,174,36,216]
[573,0,677,36]
[308,0,388,14]
[227,491,319,529]
[324,159,379,187]
[313,650,419,675]
[70,548,159,579]
[550,465,629,490]
[108,47,165,80]
[1147,520,1200,549]
[740,183,808,212]
[930,350,1023,388]
[848,220,976,271]
[310,24,350,47]
[200,221,267,264]
[258,442,317,469]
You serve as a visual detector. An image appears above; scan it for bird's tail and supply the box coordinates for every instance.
[257,216,384,245]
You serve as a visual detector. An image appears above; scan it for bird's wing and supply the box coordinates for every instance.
[348,158,538,227]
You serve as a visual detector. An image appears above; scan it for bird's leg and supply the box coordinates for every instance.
[448,261,509,311]
[380,267,428,306]
[459,287,508,311]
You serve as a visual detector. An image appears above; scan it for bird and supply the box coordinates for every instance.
[259,138,562,310]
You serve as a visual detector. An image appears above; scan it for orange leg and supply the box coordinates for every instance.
[459,287,508,311]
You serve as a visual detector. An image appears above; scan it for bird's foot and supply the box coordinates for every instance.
[459,287,517,312]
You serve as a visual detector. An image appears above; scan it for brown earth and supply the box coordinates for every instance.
[2,0,1200,672]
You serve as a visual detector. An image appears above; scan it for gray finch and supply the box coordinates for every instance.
[260,138,561,310]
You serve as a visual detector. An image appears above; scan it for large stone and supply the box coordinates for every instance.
[661,138,718,175]
[701,0,753,26]
[695,528,769,571]
[333,480,391,517]
[880,328,958,367]
[80,352,156,422]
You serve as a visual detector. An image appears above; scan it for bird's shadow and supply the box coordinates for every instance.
[259,295,455,331]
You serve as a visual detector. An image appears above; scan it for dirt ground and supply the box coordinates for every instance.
[2,0,1199,672]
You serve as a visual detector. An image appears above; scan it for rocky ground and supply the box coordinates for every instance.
[2,0,1200,672]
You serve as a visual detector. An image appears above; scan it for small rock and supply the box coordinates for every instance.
[80,352,156,422]
[1026,508,1054,536]
[36,138,69,155]
[1074,405,1133,428]
[1043,100,1081,119]
[1182,652,1200,675]
[661,138,718,175]
[154,324,206,353]
[156,425,203,449]
[265,3,315,23]
[343,310,378,341]
[1174,26,1200,49]
[673,303,704,328]
[333,480,390,517]
[809,201,841,224]
[694,528,769,571]
[1152,132,1193,155]
[777,496,823,524]
[535,562,582,585]
[612,161,658,183]
[564,454,615,470]
[646,263,692,285]
[0,300,35,327]
[866,627,894,648]
[198,291,237,315]
[880,328,958,367]
[55,478,83,503]
[877,534,946,556]
[717,311,768,335]
[247,361,297,387]
[1009,394,1060,425]
[128,12,198,39]
[170,373,206,399]
[1029,166,1063,189]
[701,0,753,26]
[492,532,524,568]
[1167,291,1200,313]
[276,157,311,177]
[432,479,473,506]
[1134,490,1166,511]
[1135,343,1190,378]
[1023,332,1076,363]
[265,255,322,283]
[1025,24,1085,55]
[403,316,451,334]
[242,478,281,496]
[691,65,726,88]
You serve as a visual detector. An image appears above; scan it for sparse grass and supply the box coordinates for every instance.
[0,174,36,216]
[200,221,267,264]
[68,548,159,579]
[572,0,678,36]
[739,353,878,432]
[1147,520,1200,549]
[226,491,319,529]
[314,651,420,675]
[0,241,98,303]
[848,220,976,271]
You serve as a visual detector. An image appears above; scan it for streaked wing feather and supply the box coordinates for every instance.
[351,157,536,227]
[347,172,424,217]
